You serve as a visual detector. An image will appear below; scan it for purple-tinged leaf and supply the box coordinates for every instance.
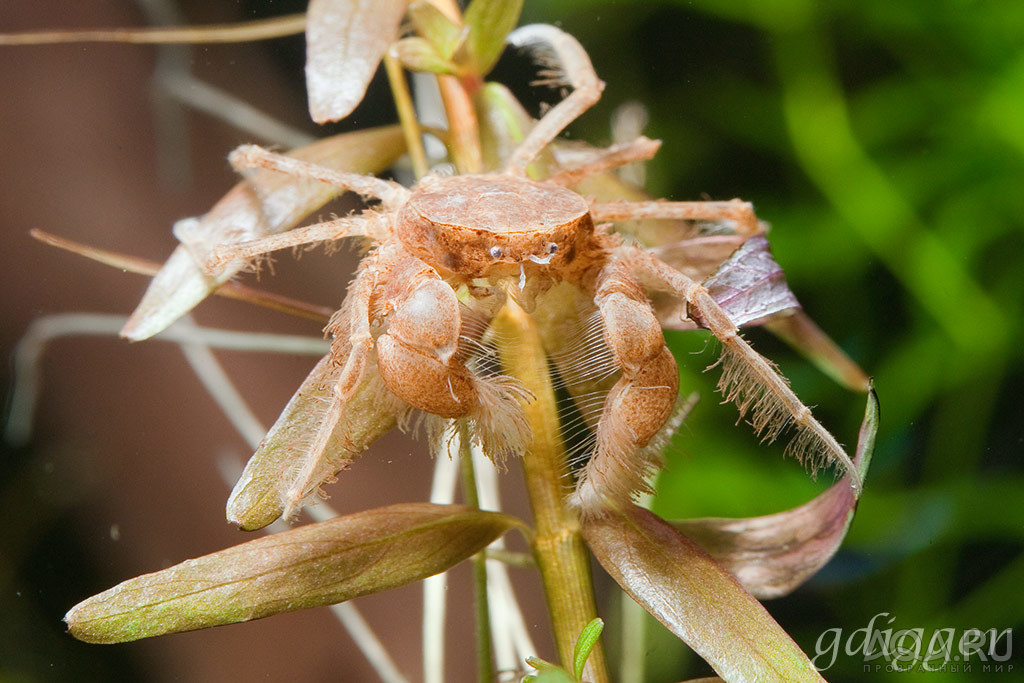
[648,235,745,331]
[702,234,800,328]
[66,503,520,644]
[647,235,745,283]
[582,503,825,682]
[227,354,403,531]
[120,125,405,341]
[674,384,878,598]
[306,0,407,124]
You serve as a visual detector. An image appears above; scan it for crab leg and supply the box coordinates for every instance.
[572,259,680,512]
[504,25,605,176]
[372,257,531,460]
[544,137,662,187]
[229,144,410,209]
[590,199,760,236]
[204,213,386,272]
[622,246,862,494]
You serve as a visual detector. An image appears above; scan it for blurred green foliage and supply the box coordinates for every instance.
[522,1,1023,680]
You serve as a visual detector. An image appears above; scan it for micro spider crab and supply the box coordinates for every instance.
[170,25,858,517]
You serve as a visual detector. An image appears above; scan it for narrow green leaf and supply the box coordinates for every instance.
[572,618,604,680]
[523,657,576,683]
[66,503,519,644]
[463,0,524,74]
[582,503,825,682]
[408,0,464,59]
[673,384,878,598]
[391,36,458,75]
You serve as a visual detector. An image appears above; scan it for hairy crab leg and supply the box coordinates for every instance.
[622,246,862,494]
[590,199,761,236]
[504,25,605,176]
[229,144,410,209]
[544,137,662,187]
[372,257,531,461]
[572,259,680,512]
[204,213,387,272]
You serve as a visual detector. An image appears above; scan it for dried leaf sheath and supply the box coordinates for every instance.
[227,354,402,531]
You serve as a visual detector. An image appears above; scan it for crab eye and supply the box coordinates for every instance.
[489,246,503,259]
[546,242,558,254]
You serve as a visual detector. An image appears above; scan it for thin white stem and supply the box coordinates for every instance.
[471,442,538,679]
[6,313,321,445]
[160,69,315,149]
[423,424,461,683]
[178,328,266,448]
[328,604,410,683]
[9,310,408,683]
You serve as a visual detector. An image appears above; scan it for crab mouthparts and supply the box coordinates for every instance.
[519,264,527,292]
[527,254,553,265]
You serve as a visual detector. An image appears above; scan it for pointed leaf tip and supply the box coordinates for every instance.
[122,125,405,340]
[227,354,401,530]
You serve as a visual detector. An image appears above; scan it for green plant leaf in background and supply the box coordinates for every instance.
[66,504,520,644]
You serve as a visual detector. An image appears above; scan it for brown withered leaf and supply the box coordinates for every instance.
[66,503,519,644]
[582,503,825,682]
[306,0,408,123]
[673,385,878,599]
[227,354,403,531]
[121,125,406,341]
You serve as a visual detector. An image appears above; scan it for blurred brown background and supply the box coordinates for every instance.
[1,2,550,681]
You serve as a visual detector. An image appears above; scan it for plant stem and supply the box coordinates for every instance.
[459,423,495,683]
[383,53,429,179]
[492,302,609,683]
[438,74,482,174]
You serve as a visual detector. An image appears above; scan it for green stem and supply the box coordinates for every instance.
[492,303,609,683]
[458,424,494,683]
[383,53,429,179]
